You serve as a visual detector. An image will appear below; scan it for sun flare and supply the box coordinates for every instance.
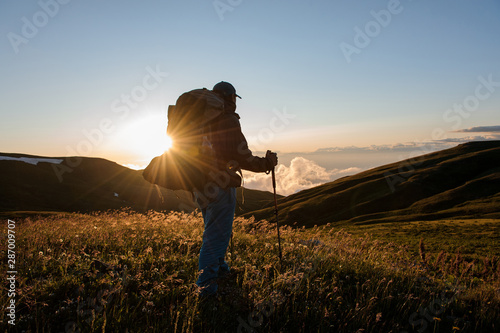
[164,135,173,151]
[109,114,173,161]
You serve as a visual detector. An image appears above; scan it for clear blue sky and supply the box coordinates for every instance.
[1,0,499,171]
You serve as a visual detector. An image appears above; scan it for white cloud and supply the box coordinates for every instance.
[243,157,363,196]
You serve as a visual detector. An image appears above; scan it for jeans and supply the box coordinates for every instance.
[195,186,236,296]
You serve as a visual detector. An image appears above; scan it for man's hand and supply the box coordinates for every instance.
[266,150,278,167]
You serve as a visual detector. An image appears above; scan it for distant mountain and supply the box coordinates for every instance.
[0,153,279,215]
[244,141,500,227]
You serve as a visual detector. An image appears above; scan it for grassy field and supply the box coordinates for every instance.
[339,219,500,260]
[1,210,499,332]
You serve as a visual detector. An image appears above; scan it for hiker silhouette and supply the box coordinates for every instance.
[195,81,277,297]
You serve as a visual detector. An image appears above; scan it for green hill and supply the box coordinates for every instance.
[0,153,278,215]
[244,141,500,227]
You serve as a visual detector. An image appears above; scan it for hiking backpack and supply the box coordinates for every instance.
[142,88,224,191]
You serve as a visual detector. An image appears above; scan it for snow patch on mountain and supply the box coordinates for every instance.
[0,156,64,166]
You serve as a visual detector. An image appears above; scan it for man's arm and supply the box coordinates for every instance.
[216,114,275,173]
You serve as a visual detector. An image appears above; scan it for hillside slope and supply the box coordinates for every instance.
[0,153,278,214]
[244,141,500,227]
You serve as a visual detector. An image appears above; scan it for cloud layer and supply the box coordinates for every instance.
[243,157,362,196]
[453,125,500,133]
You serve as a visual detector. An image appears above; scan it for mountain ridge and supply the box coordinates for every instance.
[0,153,278,215]
[243,141,500,226]
[2,141,499,225]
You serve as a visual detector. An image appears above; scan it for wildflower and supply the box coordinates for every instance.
[419,238,426,263]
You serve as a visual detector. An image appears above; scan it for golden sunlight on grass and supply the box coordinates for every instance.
[3,210,499,332]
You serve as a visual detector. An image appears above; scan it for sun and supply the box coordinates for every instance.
[110,114,173,161]
[164,135,173,151]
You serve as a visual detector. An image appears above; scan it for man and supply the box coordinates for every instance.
[195,81,278,297]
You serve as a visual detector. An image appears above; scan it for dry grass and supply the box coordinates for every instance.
[1,210,499,332]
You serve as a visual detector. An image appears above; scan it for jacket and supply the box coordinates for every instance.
[208,110,272,188]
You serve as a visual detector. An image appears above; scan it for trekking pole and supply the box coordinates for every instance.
[271,166,283,267]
